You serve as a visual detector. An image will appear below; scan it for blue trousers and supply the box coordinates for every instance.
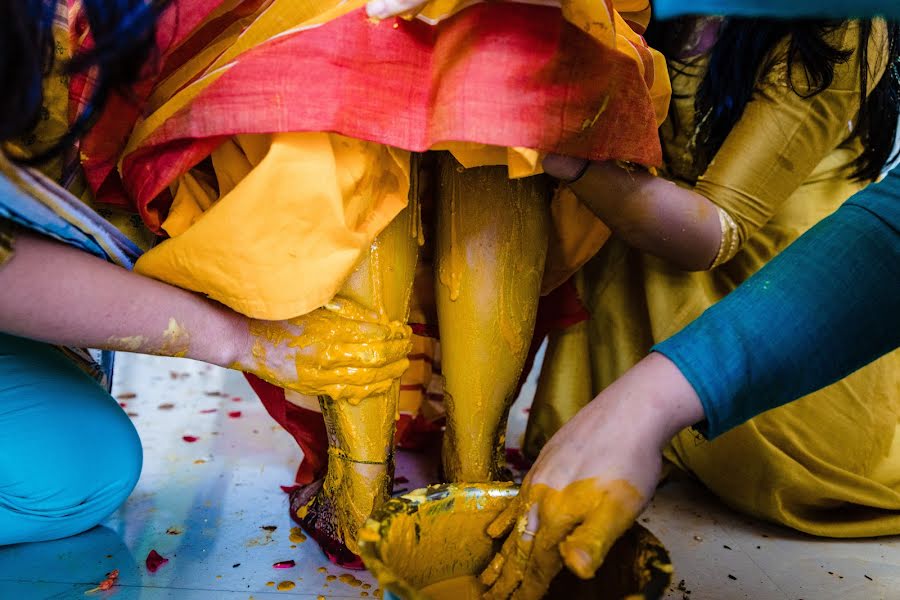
[0,333,142,545]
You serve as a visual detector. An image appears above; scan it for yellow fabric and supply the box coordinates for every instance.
[127,0,670,318]
[542,187,611,294]
[573,21,900,537]
[134,132,411,319]
[0,219,16,267]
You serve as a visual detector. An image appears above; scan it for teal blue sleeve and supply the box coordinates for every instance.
[652,0,900,18]
[652,171,900,439]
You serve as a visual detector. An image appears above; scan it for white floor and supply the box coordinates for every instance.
[0,354,898,599]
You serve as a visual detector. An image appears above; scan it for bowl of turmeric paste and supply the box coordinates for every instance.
[357,483,672,600]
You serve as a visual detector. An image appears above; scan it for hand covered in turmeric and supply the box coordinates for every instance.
[481,353,705,599]
[233,298,412,403]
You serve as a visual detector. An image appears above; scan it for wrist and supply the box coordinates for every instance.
[196,302,251,369]
[640,352,707,444]
[593,352,706,451]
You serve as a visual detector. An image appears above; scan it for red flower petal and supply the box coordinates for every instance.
[227,411,242,419]
[273,560,296,569]
[145,550,169,573]
[182,435,199,443]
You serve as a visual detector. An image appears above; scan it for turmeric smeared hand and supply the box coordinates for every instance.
[480,477,643,600]
[234,298,412,403]
[481,353,705,599]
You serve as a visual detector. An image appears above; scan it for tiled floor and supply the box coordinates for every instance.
[1,354,898,599]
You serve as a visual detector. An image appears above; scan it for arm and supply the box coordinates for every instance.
[482,173,900,600]
[545,21,876,272]
[652,0,900,19]
[543,156,723,270]
[0,229,411,399]
[653,173,900,438]
[0,229,240,364]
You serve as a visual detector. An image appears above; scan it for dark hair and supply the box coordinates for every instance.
[0,0,165,159]
[648,17,900,182]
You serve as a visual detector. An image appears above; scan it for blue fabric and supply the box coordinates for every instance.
[653,169,900,439]
[653,0,900,18]
[0,169,141,270]
[0,333,142,545]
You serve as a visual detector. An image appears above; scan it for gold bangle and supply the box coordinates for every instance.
[710,207,740,268]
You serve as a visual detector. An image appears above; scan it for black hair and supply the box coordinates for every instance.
[0,0,166,159]
[648,17,900,182]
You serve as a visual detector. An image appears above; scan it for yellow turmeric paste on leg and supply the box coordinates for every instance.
[302,199,420,554]
[434,154,550,482]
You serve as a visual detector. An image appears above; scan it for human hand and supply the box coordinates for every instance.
[366,0,428,19]
[480,353,704,599]
[541,153,590,183]
[234,298,412,403]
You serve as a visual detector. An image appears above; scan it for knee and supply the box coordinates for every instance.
[0,336,143,544]
[0,412,142,545]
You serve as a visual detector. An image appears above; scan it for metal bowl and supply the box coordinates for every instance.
[358,483,673,600]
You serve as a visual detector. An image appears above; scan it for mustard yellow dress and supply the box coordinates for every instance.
[579,23,900,537]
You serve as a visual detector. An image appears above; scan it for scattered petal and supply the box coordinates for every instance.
[182,435,199,443]
[199,409,217,414]
[227,411,242,419]
[158,403,175,410]
[126,412,139,418]
[232,396,242,402]
[273,560,296,569]
[85,569,120,594]
[145,550,169,573]
[116,392,137,400]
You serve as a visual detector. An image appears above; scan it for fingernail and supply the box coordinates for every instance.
[561,545,594,579]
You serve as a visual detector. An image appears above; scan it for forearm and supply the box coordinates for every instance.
[0,231,247,366]
[653,192,900,438]
[567,162,723,271]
